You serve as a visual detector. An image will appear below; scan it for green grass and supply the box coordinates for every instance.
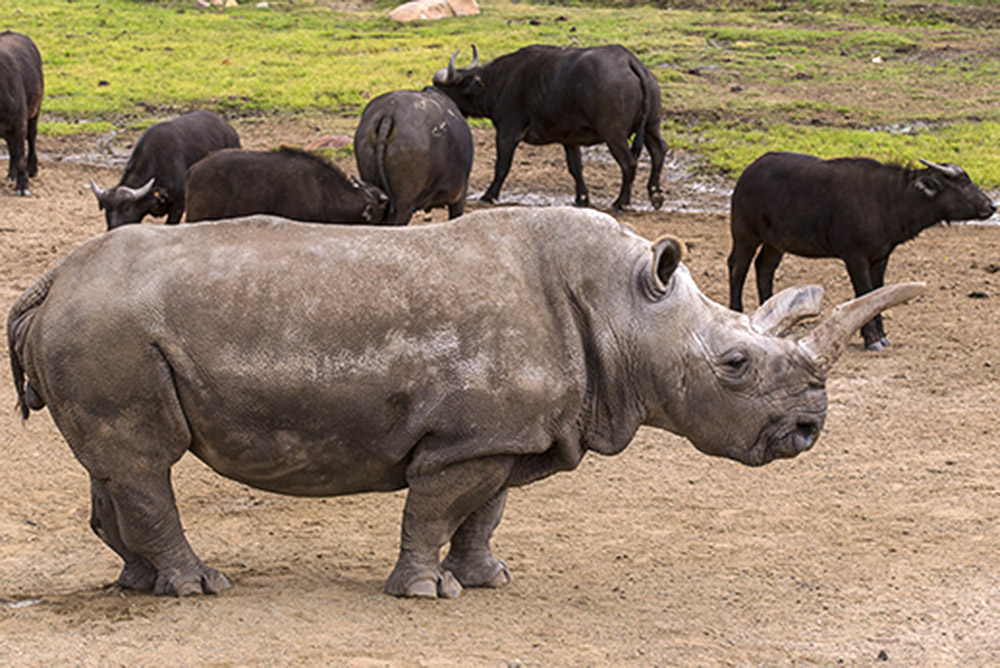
[9,0,1000,185]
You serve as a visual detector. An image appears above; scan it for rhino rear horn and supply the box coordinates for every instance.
[750,285,824,337]
[799,282,925,373]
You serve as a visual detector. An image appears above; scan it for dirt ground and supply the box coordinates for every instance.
[2,120,999,666]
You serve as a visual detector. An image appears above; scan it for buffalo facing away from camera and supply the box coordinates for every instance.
[0,31,44,196]
[354,88,473,225]
[728,152,996,349]
[90,110,241,229]
[184,147,388,225]
[433,44,667,212]
[9,207,921,599]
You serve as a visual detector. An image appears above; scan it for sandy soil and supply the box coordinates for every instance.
[1,120,999,666]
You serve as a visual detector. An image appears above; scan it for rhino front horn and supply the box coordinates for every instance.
[799,282,925,373]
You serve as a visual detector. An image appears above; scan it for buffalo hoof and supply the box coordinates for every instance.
[16,188,30,197]
[479,193,498,205]
[153,564,230,597]
[865,340,884,351]
[650,189,665,210]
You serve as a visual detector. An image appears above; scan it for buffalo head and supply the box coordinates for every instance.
[90,177,168,230]
[912,159,996,222]
[431,47,490,118]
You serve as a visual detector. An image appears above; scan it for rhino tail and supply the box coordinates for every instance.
[374,115,398,224]
[7,270,53,419]
[628,59,649,161]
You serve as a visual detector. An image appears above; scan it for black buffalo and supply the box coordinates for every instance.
[185,146,388,225]
[728,152,996,349]
[0,31,44,196]
[354,87,473,225]
[432,44,667,212]
[90,110,241,229]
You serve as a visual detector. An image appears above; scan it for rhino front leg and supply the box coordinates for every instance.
[385,457,510,599]
[103,470,229,596]
[441,488,511,589]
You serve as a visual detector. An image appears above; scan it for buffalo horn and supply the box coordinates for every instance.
[470,44,479,69]
[750,285,824,337]
[447,49,460,83]
[89,178,108,200]
[120,177,156,201]
[919,158,963,179]
[798,282,925,373]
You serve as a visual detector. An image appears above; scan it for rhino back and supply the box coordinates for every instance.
[24,209,644,495]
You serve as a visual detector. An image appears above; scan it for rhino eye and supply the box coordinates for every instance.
[720,350,750,373]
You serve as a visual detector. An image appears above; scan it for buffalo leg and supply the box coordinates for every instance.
[644,124,667,210]
[27,111,39,177]
[727,239,758,312]
[563,144,590,207]
[844,257,883,349]
[385,456,510,599]
[606,138,637,211]
[441,488,511,589]
[89,476,157,590]
[870,255,891,345]
[5,126,29,195]
[483,131,520,204]
[753,243,784,305]
[166,202,184,225]
[102,469,230,596]
[447,187,467,219]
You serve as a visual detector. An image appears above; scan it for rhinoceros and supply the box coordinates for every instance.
[7,207,921,599]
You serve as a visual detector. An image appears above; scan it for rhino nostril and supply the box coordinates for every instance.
[795,420,819,448]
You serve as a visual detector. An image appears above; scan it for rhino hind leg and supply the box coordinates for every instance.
[441,488,511,589]
[96,469,230,597]
[89,477,157,590]
[385,457,510,599]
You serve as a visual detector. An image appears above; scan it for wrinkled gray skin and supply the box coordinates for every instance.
[7,207,922,599]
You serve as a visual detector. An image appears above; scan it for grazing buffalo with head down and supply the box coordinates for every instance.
[354,87,473,225]
[90,110,241,229]
[432,44,667,212]
[728,152,995,350]
[0,31,44,196]
[184,147,388,225]
[8,207,921,598]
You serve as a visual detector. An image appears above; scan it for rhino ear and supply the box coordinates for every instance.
[649,236,685,296]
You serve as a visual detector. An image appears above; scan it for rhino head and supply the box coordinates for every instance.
[633,236,923,466]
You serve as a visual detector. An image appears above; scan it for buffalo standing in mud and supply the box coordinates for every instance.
[0,31,44,197]
[90,110,241,229]
[432,44,667,212]
[728,152,996,349]
[184,147,388,225]
[8,207,921,598]
[354,88,473,225]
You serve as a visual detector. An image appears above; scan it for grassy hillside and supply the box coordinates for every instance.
[7,0,999,183]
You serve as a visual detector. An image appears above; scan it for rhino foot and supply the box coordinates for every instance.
[385,561,462,599]
[117,560,157,591]
[153,564,230,597]
[441,554,511,589]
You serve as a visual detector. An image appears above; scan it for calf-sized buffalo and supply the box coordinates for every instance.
[0,31,44,196]
[185,147,388,225]
[8,207,921,598]
[728,152,995,349]
[433,44,667,212]
[90,110,241,229]
[354,88,473,225]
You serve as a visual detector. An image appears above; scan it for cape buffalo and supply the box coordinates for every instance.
[8,207,921,598]
[90,110,241,229]
[0,31,43,196]
[432,44,667,212]
[728,152,995,349]
[354,87,473,225]
[184,147,388,225]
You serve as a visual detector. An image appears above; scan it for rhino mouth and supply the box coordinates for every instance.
[744,413,825,467]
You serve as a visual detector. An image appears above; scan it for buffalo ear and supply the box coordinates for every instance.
[914,175,941,198]
[651,236,685,294]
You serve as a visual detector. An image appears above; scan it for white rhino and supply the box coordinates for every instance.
[7,207,922,598]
